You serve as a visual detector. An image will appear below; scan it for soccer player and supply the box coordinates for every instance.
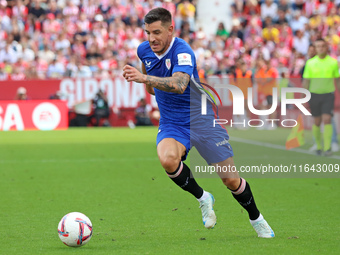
[123,8,274,238]
[303,38,340,156]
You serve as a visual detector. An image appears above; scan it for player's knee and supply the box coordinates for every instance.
[221,177,240,190]
[322,115,332,124]
[159,154,181,173]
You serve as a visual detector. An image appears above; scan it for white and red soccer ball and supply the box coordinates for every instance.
[58,212,93,247]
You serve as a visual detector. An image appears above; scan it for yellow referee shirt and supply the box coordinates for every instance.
[303,55,340,94]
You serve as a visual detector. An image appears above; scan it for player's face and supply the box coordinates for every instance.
[315,41,328,57]
[145,21,173,55]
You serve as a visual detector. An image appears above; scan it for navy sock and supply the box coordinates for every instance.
[231,178,260,220]
[167,161,204,199]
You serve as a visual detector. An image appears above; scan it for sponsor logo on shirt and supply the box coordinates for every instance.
[178,53,192,66]
[215,138,231,150]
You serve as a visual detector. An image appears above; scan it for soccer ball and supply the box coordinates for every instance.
[58,212,93,247]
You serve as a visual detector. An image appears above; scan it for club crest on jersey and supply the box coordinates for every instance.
[145,60,151,68]
[165,59,171,70]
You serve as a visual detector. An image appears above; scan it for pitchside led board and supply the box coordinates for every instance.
[0,100,68,131]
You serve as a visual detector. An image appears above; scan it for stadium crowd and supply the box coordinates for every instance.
[0,0,340,81]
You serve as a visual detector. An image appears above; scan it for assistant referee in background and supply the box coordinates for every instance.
[303,38,340,156]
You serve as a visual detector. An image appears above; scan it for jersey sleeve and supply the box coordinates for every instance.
[172,45,195,77]
[302,60,311,79]
[136,44,144,61]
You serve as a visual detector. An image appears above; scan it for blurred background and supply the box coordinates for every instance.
[0,0,339,133]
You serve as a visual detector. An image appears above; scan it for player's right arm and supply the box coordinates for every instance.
[302,61,311,90]
[142,63,155,95]
[302,78,310,90]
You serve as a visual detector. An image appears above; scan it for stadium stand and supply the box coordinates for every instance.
[1,0,340,81]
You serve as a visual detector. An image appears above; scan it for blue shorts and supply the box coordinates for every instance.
[156,123,234,165]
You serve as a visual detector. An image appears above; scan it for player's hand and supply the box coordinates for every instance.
[123,65,146,83]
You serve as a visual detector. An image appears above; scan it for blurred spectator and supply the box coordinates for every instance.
[326,7,340,27]
[292,0,305,11]
[49,90,62,100]
[65,55,78,77]
[274,9,289,25]
[278,0,290,13]
[13,0,29,22]
[81,0,98,21]
[75,60,92,78]
[216,22,229,40]
[26,65,39,79]
[163,0,176,19]
[254,58,279,129]
[63,0,79,22]
[0,68,8,80]
[289,10,308,33]
[293,30,309,55]
[262,17,280,43]
[251,41,270,61]
[47,0,62,18]
[47,58,65,78]
[28,0,46,23]
[244,17,262,40]
[176,0,196,31]
[11,65,26,80]
[33,55,48,79]
[55,32,71,55]
[243,0,260,15]
[0,44,18,63]
[38,44,55,63]
[88,58,99,74]
[234,59,253,120]
[89,89,110,127]
[261,0,278,20]
[179,21,194,41]
[43,13,61,34]
[135,98,153,126]
[15,87,28,100]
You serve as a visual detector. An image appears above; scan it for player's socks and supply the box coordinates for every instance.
[166,161,204,199]
[230,178,260,220]
[312,125,322,150]
[323,124,333,151]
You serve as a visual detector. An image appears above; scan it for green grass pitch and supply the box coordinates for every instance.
[0,127,339,254]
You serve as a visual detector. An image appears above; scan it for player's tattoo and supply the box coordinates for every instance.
[145,72,190,94]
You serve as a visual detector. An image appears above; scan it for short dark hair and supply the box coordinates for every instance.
[315,38,326,43]
[144,8,172,26]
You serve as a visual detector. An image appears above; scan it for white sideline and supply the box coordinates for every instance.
[231,137,340,160]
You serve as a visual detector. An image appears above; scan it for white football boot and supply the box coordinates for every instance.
[251,218,275,238]
[199,193,216,229]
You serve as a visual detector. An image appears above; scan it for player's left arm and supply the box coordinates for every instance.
[302,61,311,90]
[335,77,340,91]
[144,72,189,94]
[123,64,189,94]
[334,61,340,91]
